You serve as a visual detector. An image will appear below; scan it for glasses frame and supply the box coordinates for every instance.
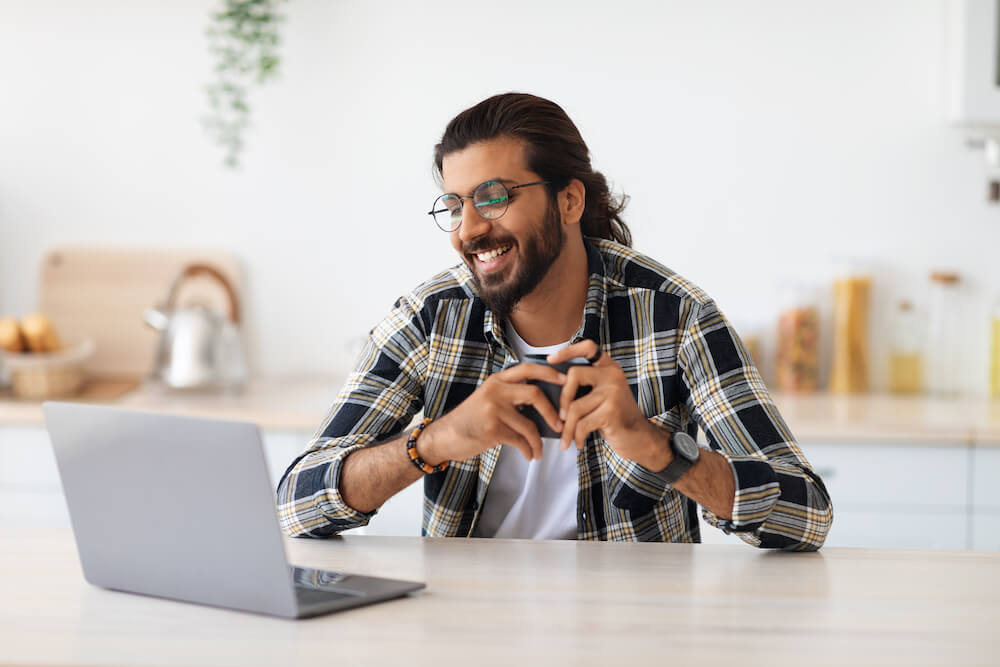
[427,179,550,232]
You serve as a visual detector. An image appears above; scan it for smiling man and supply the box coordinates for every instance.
[277,93,833,550]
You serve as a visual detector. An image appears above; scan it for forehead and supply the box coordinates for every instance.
[440,137,533,194]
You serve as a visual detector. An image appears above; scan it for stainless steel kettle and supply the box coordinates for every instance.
[143,264,248,390]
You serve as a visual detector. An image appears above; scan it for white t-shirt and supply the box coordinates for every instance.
[473,324,580,540]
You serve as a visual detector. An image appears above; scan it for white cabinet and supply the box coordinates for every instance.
[971,447,1000,508]
[803,441,971,550]
[4,423,999,548]
[947,0,1000,126]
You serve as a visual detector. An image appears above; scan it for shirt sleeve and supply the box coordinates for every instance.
[275,295,427,538]
[677,298,833,551]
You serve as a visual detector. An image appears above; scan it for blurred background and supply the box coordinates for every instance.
[2,0,1000,549]
[1,0,997,388]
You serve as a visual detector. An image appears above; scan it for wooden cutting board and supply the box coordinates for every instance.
[38,248,243,378]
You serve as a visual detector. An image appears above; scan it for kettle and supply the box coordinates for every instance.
[143,264,248,390]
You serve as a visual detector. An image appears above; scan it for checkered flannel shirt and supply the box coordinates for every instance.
[276,238,833,550]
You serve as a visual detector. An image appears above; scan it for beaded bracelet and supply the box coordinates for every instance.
[406,417,448,474]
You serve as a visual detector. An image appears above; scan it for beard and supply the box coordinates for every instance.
[465,200,565,322]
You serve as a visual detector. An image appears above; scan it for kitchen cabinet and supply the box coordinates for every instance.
[3,386,999,549]
[804,441,972,550]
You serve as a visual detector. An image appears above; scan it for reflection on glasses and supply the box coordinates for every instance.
[428,180,549,232]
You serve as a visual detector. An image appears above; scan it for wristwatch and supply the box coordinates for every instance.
[652,431,700,484]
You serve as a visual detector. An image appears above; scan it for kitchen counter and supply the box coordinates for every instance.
[1,377,1000,444]
[0,376,345,432]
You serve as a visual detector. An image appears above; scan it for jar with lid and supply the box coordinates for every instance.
[829,265,871,394]
[925,272,962,395]
[774,284,820,393]
[990,295,1000,399]
[887,300,923,394]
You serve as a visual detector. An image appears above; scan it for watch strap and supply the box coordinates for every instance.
[652,432,698,485]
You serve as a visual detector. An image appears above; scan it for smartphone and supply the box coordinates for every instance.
[516,354,592,438]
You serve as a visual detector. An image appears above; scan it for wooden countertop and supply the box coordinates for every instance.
[1,527,997,666]
[2,376,1000,444]
[0,376,345,432]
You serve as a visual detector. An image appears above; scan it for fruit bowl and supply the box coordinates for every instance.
[1,338,96,399]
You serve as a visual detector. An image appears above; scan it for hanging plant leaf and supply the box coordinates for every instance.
[204,0,285,168]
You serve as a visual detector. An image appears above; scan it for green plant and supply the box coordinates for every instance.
[204,0,285,168]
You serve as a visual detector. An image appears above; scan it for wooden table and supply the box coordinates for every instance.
[2,527,998,666]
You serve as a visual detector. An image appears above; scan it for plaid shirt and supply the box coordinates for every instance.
[277,239,833,550]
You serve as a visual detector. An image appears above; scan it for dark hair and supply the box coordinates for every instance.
[433,93,632,247]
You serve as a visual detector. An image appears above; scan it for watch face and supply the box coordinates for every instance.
[673,432,700,461]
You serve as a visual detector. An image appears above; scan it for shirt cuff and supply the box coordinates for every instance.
[703,455,780,534]
[315,443,380,526]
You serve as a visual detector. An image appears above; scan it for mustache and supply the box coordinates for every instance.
[462,237,516,254]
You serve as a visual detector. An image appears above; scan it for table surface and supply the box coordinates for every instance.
[3,527,999,666]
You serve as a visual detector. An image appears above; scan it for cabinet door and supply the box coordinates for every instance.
[0,427,69,529]
[801,441,971,550]
[971,512,1000,550]
[823,508,968,550]
[802,442,970,509]
[0,426,61,490]
[971,448,1000,508]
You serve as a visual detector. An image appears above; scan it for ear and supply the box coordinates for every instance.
[559,178,586,226]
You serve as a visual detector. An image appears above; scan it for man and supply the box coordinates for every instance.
[277,93,832,550]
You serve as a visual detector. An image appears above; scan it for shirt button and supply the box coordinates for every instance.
[581,511,588,521]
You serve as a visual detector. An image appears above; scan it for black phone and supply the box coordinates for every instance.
[516,354,592,438]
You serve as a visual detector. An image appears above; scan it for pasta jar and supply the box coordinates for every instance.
[888,300,923,394]
[775,285,820,392]
[829,266,871,394]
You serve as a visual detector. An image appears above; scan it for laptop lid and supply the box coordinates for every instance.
[43,402,299,618]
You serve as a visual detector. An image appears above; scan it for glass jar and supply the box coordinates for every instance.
[888,300,923,394]
[829,267,871,394]
[990,296,1000,400]
[925,272,962,395]
[775,285,820,393]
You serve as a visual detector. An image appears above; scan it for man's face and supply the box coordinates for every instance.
[440,137,565,320]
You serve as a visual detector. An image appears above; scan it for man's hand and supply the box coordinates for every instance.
[546,340,669,471]
[419,362,567,465]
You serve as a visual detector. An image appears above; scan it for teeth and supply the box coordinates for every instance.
[476,245,512,262]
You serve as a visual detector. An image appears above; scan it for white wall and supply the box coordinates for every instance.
[1,0,998,392]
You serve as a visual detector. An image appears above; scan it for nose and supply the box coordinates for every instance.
[457,199,491,244]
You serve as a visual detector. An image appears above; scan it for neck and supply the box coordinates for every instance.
[508,233,589,347]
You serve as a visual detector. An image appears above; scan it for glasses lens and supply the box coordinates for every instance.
[432,194,463,231]
[473,181,509,219]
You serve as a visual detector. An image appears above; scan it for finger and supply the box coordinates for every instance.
[563,390,605,424]
[501,410,545,460]
[508,383,563,434]
[499,361,566,386]
[558,365,603,420]
[560,390,604,451]
[495,423,536,462]
[546,339,600,365]
[573,408,606,452]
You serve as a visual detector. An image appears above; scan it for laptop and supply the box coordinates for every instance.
[43,401,425,619]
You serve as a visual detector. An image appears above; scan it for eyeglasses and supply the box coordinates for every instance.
[428,179,549,232]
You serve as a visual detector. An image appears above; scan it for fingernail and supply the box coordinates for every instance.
[559,409,566,420]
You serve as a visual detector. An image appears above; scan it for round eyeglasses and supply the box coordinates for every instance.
[428,180,549,232]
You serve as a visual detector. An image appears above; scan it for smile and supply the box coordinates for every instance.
[475,245,513,263]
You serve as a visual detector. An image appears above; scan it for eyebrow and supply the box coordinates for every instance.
[445,177,516,196]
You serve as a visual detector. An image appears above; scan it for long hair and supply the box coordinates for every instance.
[433,93,632,247]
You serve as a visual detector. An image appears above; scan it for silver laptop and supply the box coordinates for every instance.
[43,401,424,619]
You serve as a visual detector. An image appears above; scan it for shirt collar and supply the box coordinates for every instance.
[481,238,608,351]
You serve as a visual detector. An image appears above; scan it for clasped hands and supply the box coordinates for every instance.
[418,340,670,471]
